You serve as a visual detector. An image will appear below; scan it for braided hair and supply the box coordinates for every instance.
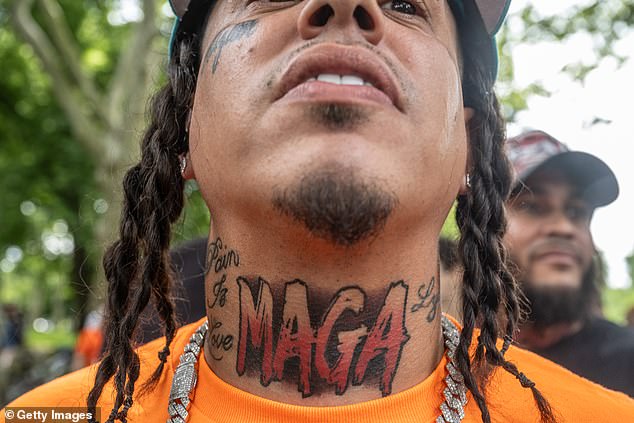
[88,4,555,422]
[86,34,200,422]
[453,4,555,422]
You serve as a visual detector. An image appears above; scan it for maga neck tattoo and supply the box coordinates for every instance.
[205,238,440,398]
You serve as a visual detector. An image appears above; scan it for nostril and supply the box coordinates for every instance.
[309,4,334,27]
[353,6,374,30]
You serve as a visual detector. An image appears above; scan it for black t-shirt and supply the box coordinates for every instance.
[533,318,634,397]
[137,238,208,343]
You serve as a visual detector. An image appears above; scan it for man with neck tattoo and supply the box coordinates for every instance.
[504,130,634,397]
[4,1,634,422]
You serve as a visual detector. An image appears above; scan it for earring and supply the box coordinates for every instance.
[180,156,187,175]
[465,173,472,189]
[185,110,192,134]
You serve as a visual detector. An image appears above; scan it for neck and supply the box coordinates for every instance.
[516,320,585,350]
[201,223,445,406]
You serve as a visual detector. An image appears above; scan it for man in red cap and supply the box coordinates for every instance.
[3,1,634,422]
[504,129,634,397]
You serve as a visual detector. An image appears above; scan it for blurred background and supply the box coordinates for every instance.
[0,0,633,406]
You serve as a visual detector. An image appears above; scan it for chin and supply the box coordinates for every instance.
[527,271,583,290]
[271,163,397,247]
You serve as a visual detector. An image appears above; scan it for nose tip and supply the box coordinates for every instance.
[545,214,577,238]
[298,0,385,45]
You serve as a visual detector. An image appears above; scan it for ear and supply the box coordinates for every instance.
[459,107,475,195]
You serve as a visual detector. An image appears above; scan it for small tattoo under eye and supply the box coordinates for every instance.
[204,20,258,73]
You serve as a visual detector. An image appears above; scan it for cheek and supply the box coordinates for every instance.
[188,15,306,209]
[405,47,462,118]
[391,38,466,185]
[504,216,532,260]
[578,231,595,269]
[191,15,298,140]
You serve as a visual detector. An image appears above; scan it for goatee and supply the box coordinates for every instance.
[272,165,397,247]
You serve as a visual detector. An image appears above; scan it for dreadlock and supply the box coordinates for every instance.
[453,2,555,422]
[86,34,200,422]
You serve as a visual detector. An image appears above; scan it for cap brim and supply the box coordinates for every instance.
[474,0,512,35]
[170,0,190,18]
[168,0,216,59]
[449,0,510,87]
[517,151,619,208]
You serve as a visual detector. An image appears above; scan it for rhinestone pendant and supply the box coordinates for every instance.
[166,321,208,423]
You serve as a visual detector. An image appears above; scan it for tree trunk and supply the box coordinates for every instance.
[10,0,163,315]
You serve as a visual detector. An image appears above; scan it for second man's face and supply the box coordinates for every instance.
[504,170,595,290]
[187,0,471,241]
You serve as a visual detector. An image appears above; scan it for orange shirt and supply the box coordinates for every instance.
[4,317,634,422]
[74,328,104,367]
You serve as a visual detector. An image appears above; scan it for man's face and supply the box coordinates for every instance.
[504,169,595,290]
[188,0,469,242]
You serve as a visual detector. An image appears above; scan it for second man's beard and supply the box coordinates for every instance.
[272,164,397,247]
[520,273,597,330]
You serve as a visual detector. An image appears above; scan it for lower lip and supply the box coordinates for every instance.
[280,81,394,108]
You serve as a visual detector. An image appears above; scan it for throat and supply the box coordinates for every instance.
[202,273,444,405]
[199,234,445,405]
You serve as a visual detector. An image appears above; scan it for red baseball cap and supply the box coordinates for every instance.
[506,130,619,208]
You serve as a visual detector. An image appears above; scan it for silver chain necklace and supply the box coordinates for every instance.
[167,316,467,423]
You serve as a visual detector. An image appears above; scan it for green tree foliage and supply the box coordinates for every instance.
[0,14,99,325]
[0,0,209,331]
[603,287,634,325]
[497,1,634,122]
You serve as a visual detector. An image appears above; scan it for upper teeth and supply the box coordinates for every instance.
[308,74,373,87]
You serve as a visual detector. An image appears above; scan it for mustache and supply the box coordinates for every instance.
[528,239,583,263]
